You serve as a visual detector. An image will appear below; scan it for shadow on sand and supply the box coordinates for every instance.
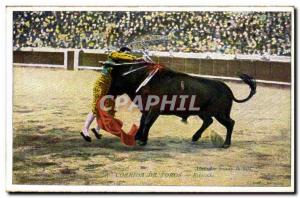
[13,125,234,163]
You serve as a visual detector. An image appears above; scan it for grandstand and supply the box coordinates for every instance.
[13,11,291,56]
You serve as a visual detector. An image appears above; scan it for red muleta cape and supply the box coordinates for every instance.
[96,98,138,146]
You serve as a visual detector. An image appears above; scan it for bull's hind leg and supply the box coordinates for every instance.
[192,115,213,142]
[215,115,235,148]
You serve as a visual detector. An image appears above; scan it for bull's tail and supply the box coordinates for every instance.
[232,74,257,103]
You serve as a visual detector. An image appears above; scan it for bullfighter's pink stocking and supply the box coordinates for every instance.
[82,112,95,136]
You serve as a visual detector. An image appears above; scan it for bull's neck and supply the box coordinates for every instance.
[110,67,149,98]
[122,69,148,96]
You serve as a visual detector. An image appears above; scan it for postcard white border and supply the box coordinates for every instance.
[5,5,295,193]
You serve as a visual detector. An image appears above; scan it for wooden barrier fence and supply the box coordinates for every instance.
[13,48,292,83]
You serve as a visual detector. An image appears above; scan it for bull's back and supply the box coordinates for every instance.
[149,69,229,99]
[143,69,232,114]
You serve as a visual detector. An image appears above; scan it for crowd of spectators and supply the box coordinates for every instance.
[13,11,291,56]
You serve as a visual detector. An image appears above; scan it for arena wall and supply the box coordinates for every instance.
[13,48,291,83]
[14,51,65,65]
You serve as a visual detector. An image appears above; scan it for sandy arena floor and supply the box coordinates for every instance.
[12,66,292,186]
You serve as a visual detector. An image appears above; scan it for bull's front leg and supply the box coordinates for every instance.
[135,112,147,141]
[136,108,160,146]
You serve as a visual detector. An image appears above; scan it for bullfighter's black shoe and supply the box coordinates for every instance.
[80,132,92,142]
[91,128,102,139]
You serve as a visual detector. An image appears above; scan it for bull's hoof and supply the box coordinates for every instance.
[136,140,147,146]
[181,119,188,124]
[222,144,231,149]
[192,136,200,142]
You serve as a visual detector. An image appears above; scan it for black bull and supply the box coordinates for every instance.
[108,63,256,148]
